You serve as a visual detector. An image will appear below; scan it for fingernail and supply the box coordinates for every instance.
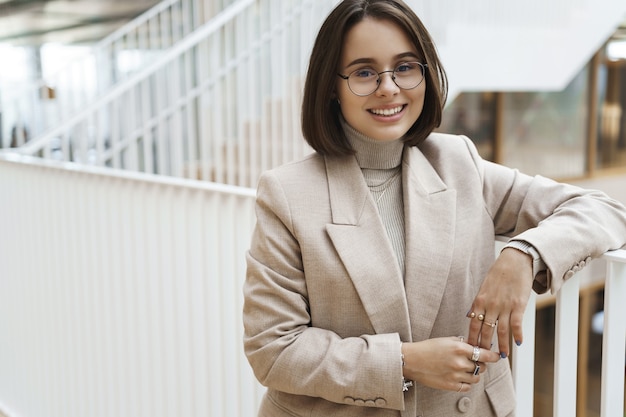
[500,352,507,359]
[516,340,522,346]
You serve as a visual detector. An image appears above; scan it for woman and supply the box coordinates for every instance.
[243,1,626,416]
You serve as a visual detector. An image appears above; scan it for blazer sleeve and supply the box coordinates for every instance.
[243,170,406,410]
[461,136,626,293]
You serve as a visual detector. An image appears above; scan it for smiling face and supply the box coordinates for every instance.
[336,17,426,142]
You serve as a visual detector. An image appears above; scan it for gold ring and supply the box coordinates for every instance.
[477,314,485,321]
[483,320,496,328]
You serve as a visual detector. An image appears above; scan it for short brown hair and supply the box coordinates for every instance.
[301,0,448,156]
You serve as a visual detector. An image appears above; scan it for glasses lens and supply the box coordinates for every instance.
[393,62,425,90]
[347,68,380,96]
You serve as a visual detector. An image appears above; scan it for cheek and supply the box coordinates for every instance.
[411,88,426,113]
[336,88,361,117]
[335,81,351,105]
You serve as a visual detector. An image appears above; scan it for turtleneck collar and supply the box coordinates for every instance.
[340,116,405,170]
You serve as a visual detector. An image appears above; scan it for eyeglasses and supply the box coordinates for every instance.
[337,62,428,97]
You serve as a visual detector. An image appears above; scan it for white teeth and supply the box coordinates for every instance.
[370,106,403,116]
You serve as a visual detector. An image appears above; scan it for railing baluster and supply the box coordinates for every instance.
[553,273,581,417]
[512,292,536,417]
[601,252,626,417]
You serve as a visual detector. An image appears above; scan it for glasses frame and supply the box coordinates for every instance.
[337,62,428,97]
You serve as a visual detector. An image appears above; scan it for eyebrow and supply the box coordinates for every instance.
[345,52,420,69]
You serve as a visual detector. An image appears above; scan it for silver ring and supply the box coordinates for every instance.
[471,346,480,362]
[473,363,480,376]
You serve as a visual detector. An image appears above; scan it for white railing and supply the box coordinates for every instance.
[504,240,626,417]
[0,0,242,146]
[1,153,624,417]
[0,153,262,417]
[15,0,336,188]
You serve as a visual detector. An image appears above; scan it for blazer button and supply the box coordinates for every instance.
[365,400,376,407]
[457,396,472,413]
[344,397,355,405]
[565,270,575,279]
[375,398,387,407]
[355,399,365,406]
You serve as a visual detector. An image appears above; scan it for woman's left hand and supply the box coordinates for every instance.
[466,248,535,358]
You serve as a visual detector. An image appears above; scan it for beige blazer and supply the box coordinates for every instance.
[243,133,626,417]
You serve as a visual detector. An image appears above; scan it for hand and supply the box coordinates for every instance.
[466,248,534,358]
[401,336,500,392]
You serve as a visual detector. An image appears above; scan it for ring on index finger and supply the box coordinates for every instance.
[471,346,480,362]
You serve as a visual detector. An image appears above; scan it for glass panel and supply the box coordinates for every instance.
[596,52,626,170]
[502,67,589,179]
[439,92,496,161]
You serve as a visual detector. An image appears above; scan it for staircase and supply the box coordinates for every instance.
[6,0,337,188]
[0,0,242,148]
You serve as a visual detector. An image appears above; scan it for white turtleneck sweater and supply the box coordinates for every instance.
[341,119,406,277]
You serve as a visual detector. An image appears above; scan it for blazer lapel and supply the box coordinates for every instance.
[324,155,412,342]
[403,146,457,342]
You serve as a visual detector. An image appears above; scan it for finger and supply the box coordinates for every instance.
[466,309,484,346]
[471,361,481,376]
[495,312,511,358]
[478,316,498,350]
[456,382,470,393]
[475,361,489,375]
[466,344,500,364]
[453,373,481,392]
[510,306,525,349]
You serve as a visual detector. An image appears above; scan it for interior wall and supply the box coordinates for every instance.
[572,174,626,206]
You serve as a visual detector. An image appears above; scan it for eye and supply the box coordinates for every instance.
[395,62,417,73]
[351,68,377,79]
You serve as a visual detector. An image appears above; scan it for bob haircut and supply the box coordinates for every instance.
[302,0,448,156]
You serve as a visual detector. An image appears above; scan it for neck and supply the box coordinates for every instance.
[340,117,404,170]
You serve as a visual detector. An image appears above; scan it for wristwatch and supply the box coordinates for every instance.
[503,240,547,277]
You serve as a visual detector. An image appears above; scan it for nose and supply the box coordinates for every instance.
[376,71,399,96]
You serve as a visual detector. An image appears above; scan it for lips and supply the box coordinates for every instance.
[369,105,405,116]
